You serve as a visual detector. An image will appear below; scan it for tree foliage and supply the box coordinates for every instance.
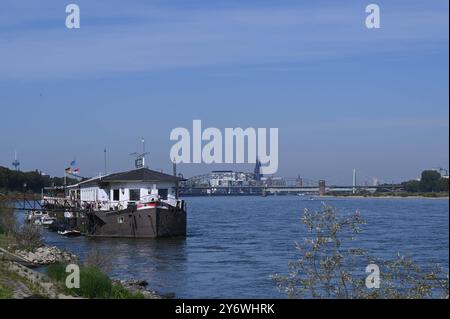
[273,205,449,299]
[11,223,43,252]
[401,170,448,193]
[0,166,77,193]
[402,180,420,193]
[419,170,444,192]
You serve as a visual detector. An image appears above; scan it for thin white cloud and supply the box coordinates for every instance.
[0,1,448,80]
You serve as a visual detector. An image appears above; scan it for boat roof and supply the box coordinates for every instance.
[78,168,184,185]
[102,168,183,183]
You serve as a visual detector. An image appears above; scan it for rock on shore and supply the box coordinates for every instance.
[112,279,163,299]
[15,246,77,265]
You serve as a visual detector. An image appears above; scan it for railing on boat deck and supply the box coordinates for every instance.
[0,193,186,213]
[40,195,183,212]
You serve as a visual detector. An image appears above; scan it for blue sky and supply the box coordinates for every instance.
[0,0,448,185]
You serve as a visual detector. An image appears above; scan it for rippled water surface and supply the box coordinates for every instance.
[30,196,448,298]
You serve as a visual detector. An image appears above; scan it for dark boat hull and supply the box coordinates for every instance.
[86,206,187,238]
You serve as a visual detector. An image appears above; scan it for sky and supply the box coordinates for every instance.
[0,0,448,185]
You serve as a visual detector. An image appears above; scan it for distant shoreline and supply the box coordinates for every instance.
[320,195,449,200]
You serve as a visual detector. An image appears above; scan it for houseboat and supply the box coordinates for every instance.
[43,167,187,238]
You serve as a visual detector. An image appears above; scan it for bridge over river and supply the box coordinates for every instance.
[179,184,404,196]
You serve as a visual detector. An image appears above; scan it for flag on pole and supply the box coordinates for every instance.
[70,160,76,167]
[74,168,80,174]
[65,167,72,174]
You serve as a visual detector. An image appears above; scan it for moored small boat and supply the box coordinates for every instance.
[28,211,56,226]
[40,216,57,226]
[27,210,47,223]
[58,229,82,237]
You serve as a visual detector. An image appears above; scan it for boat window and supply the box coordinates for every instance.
[118,217,124,224]
[159,189,168,200]
[129,189,140,201]
[113,189,120,201]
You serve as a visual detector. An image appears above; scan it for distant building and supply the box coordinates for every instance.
[254,159,262,181]
[295,176,303,187]
[209,170,254,187]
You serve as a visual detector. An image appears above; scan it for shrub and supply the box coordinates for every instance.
[46,263,68,282]
[110,284,145,299]
[12,223,43,251]
[0,283,13,299]
[0,207,16,236]
[76,267,112,299]
[272,205,449,299]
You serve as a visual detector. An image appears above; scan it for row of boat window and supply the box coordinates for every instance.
[112,188,169,201]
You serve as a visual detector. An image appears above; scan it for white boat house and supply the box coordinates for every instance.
[66,168,183,210]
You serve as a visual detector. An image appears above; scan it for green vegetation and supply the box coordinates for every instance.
[110,283,145,299]
[0,205,42,252]
[11,224,43,252]
[0,233,13,249]
[47,263,144,299]
[75,266,112,299]
[329,170,449,198]
[329,191,449,198]
[402,170,449,193]
[273,205,449,299]
[0,283,13,299]
[46,263,67,282]
[0,166,77,194]
[0,262,47,299]
[0,206,14,236]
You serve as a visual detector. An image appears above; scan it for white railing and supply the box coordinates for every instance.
[42,194,182,212]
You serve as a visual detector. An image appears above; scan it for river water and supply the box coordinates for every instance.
[24,196,449,298]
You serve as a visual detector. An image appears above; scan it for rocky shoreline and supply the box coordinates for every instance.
[112,279,163,299]
[2,245,165,299]
[14,246,77,266]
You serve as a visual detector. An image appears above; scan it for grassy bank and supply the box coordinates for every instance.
[0,258,148,299]
[46,263,145,299]
[0,261,49,299]
[1,204,153,299]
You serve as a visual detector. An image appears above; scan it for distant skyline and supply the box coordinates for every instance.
[0,0,448,185]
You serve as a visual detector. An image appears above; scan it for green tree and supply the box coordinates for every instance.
[419,170,441,192]
[436,178,449,192]
[403,180,420,193]
[0,166,78,193]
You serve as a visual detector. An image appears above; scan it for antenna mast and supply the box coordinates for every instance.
[104,148,107,175]
[130,138,150,169]
[12,150,20,171]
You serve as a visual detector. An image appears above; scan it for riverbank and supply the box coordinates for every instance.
[0,236,163,299]
[323,193,449,199]
[0,259,80,299]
